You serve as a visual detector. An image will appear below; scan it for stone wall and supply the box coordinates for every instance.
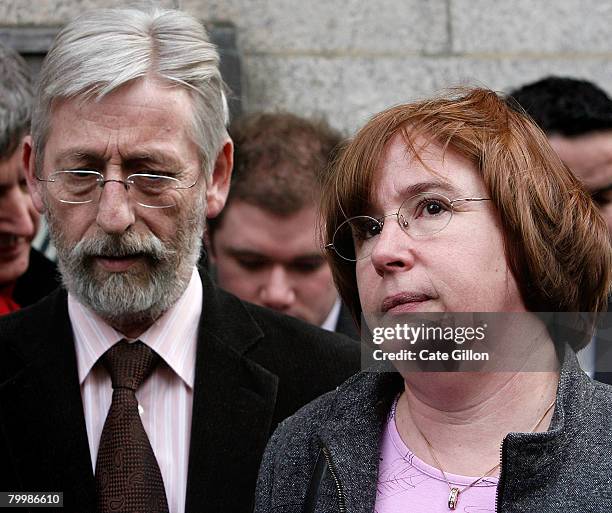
[2,0,611,134]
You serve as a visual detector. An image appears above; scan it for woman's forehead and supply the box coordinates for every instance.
[367,135,481,209]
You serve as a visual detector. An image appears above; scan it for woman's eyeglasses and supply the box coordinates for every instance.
[325,192,491,262]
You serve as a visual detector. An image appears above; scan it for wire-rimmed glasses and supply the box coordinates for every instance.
[325,192,491,262]
[36,170,198,209]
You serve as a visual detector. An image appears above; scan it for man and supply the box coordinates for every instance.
[208,112,359,339]
[0,42,58,314]
[509,77,612,232]
[0,7,358,513]
[509,76,612,383]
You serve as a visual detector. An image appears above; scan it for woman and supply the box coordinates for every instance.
[254,88,612,513]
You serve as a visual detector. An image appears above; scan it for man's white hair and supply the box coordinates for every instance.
[32,5,229,175]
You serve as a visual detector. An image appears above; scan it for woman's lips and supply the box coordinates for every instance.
[381,292,432,313]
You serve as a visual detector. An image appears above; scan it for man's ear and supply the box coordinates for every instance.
[22,135,45,214]
[206,138,233,219]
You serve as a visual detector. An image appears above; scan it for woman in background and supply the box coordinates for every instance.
[255,88,612,512]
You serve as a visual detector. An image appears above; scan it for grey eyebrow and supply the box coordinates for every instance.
[54,150,103,166]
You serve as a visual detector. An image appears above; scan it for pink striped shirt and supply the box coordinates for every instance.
[69,267,202,513]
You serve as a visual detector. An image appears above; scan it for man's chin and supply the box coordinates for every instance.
[73,276,162,325]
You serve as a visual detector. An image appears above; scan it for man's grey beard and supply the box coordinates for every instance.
[47,201,205,330]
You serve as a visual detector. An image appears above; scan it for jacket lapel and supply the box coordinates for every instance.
[334,302,359,340]
[185,273,279,513]
[317,372,403,513]
[0,290,96,512]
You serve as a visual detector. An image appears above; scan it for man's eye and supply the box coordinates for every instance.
[71,170,96,179]
[236,258,268,271]
[289,260,325,274]
[60,171,99,187]
[592,189,612,206]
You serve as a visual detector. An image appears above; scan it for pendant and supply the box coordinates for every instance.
[448,487,460,510]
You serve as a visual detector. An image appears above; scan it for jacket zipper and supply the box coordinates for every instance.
[495,438,506,512]
[321,444,347,513]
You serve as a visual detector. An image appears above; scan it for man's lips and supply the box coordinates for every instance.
[93,254,146,272]
[381,292,433,312]
[0,235,29,258]
[0,234,24,249]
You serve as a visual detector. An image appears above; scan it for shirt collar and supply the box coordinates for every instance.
[320,297,341,332]
[70,267,202,388]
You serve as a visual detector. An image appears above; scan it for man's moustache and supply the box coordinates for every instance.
[70,233,169,261]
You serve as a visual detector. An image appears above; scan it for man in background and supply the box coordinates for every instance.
[510,76,612,382]
[510,77,612,232]
[208,112,359,339]
[0,7,358,513]
[0,42,57,314]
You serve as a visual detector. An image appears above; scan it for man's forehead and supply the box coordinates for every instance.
[43,79,200,169]
[549,131,612,188]
[49,79,192,129]
[54,77,189,106]
[50,101,185,132]
[53,145,183,165]
[219,201,321,254]
[549,131,612,156]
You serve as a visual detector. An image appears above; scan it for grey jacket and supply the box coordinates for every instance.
[255,347,612,512]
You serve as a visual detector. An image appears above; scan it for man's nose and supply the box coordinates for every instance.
[0,186,37,237]
[259,266,296,311]
[95,181,135,234]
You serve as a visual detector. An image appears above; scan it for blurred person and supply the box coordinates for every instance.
[0,42,58,314]
[0,7,358,513]
[208,112,358,338]
[255,89,612,512]
[509,76,612,383]
[509,77,612,233]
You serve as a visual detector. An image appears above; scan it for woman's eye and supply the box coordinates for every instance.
[421,200,448,216]
[362,220,382,238]
[349,219,378,240]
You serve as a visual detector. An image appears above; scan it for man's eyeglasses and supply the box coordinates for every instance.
[36,170,198,209]
[325,192,491,262]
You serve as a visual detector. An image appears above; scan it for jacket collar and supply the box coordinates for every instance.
[0,287,97,510]
[495,346,592,508]
[1,271,279,513]
[316,345,589,513]
[181,271,280,513]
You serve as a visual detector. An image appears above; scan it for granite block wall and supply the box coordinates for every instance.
[2,0,611,133]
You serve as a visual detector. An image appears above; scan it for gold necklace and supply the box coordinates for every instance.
[405,397,556,510]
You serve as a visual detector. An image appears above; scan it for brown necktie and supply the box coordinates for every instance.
[95,341,169,513]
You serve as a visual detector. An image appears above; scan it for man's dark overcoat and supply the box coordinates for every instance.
[0,271,360,512]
